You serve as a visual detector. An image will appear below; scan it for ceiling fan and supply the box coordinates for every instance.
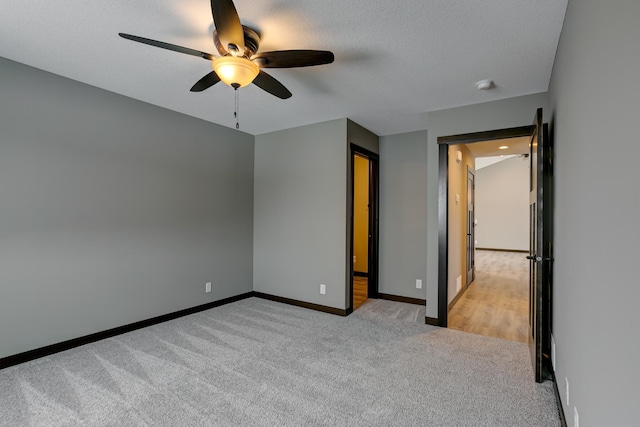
[119,0,334,100]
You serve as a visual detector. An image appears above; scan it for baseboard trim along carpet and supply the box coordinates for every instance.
[552,371,568,427]
[0,291,255,370]
[378,293,426,306]
[253,292,348,316]
[425,316,440,326]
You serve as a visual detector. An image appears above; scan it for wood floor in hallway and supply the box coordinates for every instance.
[448,250,529,343]
[353,276,368,310]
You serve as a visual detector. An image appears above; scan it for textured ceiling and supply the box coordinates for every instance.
[0,0,568,136]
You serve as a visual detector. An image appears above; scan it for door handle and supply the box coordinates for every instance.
[526,255,554,262]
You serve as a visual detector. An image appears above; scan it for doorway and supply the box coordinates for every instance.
[349,144,379,313]
[448,139,531,342]
[437,113,552,382]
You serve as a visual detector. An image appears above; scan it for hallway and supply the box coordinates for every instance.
[448,250,529,343]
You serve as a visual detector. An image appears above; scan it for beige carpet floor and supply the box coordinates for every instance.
[0,297,559,426]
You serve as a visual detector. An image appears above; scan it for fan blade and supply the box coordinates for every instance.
[190,71,221,92]
[252,50,335,68]
[252,71,292,99]
[119,33,215,60]
[210,0,245,54]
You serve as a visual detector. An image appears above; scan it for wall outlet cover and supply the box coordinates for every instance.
[320,284,326,295]
[416,279,422,289]
[551,334,556,371]
[205,282,212,293]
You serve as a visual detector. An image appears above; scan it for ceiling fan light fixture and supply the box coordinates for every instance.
[212,56,259,88]
[119,0,333,100]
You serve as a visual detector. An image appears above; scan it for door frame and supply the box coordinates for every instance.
[437,125,534,327]
[348,144,380,313]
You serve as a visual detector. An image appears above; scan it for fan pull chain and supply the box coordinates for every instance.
[234,87,240,130]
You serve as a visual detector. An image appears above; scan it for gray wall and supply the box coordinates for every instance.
[0,57,255,359]
[475,156,529,251]
[379,131,428,300]
[548,0,639,424]
[425,93,549,318]
[254,119,348,309]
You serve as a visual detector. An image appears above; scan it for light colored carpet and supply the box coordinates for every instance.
[357,298,425,324]
[0,297,560,426]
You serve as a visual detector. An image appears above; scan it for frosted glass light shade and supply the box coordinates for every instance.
[212,56,259,88]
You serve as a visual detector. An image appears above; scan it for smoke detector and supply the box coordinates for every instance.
[476,79,494,90]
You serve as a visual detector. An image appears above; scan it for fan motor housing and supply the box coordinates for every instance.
[213,26,260,58]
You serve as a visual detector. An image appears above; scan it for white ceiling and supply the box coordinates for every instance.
[0,0,568,136]
[466,136,532,158]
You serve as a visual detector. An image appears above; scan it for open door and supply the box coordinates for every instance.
[466,167,475,286]
[367,153,380,300]
[527,108,552,382]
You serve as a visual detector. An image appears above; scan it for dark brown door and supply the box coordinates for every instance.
[528,108,552,382]
[466,167,475,285]
[367,154,379,299]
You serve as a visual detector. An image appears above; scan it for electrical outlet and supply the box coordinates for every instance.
[205,282,212,293]
[551,335,556,371]
[320,284,326,295]
[416,279,422,289]
[574,407,579,427]
[353,255,356,263]
[565,377,569,406]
